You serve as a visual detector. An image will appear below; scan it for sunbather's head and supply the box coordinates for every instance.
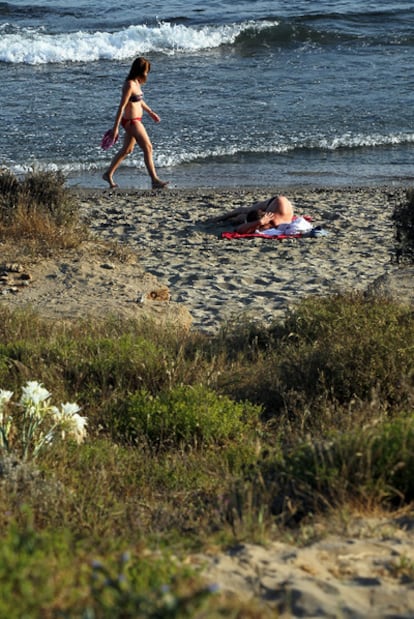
[246,208,265,222]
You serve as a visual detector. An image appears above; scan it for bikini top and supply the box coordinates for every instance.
[129,93,144,103]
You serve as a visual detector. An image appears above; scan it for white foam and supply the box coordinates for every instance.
[156,131,414,167]
[302,131,414,151]
[0,20,278,64]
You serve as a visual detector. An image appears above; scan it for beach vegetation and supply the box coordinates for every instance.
[0,288,413,616]
[0,169,84,253]
[393,188,414,263]
[110,384,261,450]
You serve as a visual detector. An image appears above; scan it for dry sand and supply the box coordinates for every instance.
[192,510,414,617]
[2,185,412,331]
[80,185,411,333]
[1,184,414,617]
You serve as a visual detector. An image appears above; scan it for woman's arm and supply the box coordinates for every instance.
[235,212,274,234]
[141,100,161,122]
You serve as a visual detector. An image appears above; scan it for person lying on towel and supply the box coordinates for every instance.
[211,195,298,226]
[234,195,294,234]
[211,195,313,236]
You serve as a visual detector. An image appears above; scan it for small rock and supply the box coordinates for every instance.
[4,263,23,273]
[366,266,414,306]
[138,286,171,303]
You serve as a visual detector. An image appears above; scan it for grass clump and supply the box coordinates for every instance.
[257,413,414,526]
[210,292,414,435]
[274,292,413,407]
[0,168,83,253]
[19,170,77,226]
[0,168,20,220]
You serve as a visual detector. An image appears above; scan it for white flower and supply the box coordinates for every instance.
[1,380,88,457]
[0,390,13,427]
[61,402,81,417]
[0,390,13,406]
[20,381,51,406]
[60,402,87,444]
[49,405,62,420]
[43,429,55,445]
[67,412,88,444]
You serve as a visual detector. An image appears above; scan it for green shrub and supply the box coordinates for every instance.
[258,415,414,522]
[111,384,262,450]
[0,515,218,619]
[73,335,173,395]
[279,293,414,404]
[85,548,224,619]
[220,292,414,427]
[0,517,78,618]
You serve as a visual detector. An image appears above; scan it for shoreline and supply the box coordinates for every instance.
[65,145,414,193]
[68,167,414,193]
[73,181,412,196]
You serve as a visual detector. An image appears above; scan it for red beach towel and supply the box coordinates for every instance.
[222,215,314,240]
[222,231,305,240]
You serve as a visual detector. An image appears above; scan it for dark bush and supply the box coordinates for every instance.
[217,293,414,429]
[0,168,20,223]
[392,188,414,263]
[0,169,76,227]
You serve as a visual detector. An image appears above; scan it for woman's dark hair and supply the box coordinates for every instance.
[127,57,151,80]
[246,208,259,222]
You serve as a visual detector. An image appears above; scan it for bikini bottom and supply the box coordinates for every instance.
[121,116,142,129]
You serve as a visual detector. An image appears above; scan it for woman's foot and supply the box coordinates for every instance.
[151,178,169,190]
[102,172,118,189]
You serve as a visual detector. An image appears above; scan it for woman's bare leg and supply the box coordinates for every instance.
[131,122,168,188]
[208,205,252,223]
[103,134,136,188]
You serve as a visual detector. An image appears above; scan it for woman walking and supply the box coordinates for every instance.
[103,56,168,189]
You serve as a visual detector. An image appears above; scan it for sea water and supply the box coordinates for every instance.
[0,0,413,189]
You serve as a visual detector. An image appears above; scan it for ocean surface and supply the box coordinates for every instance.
[1,0,413,189]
